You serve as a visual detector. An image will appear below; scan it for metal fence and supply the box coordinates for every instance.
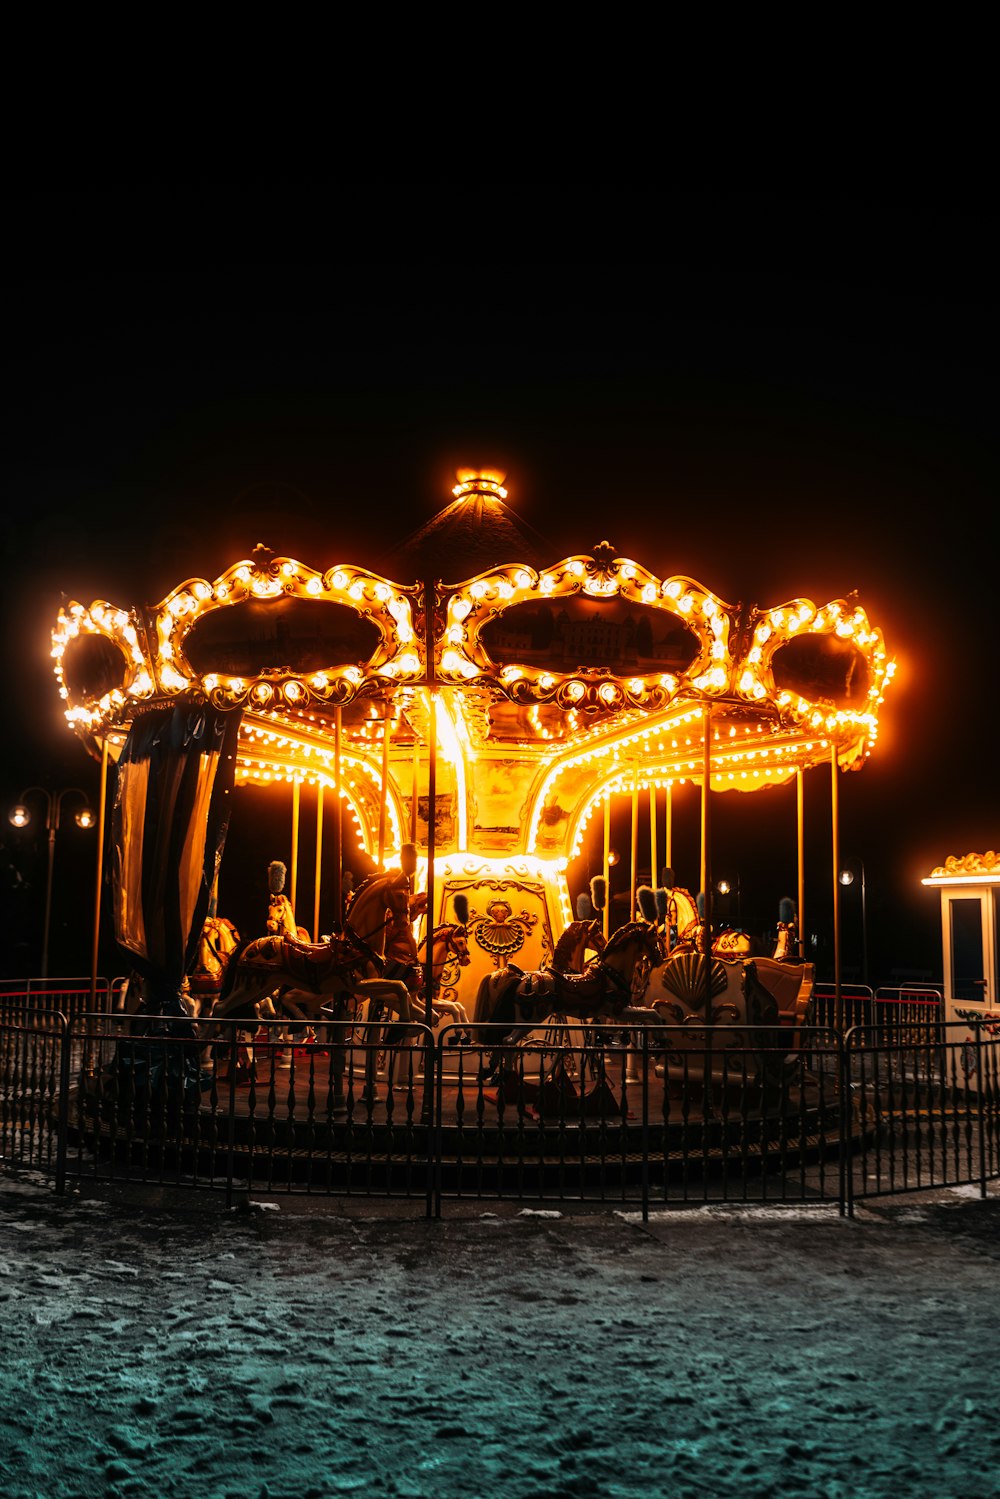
[0,976,118,1026]
[845,1022,999,1208]
[813,983,944,1038]
[2,1002,997,1218]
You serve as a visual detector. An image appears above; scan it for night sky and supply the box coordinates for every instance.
[2,185,995,980]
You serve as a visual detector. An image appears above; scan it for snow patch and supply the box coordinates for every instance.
[616,1204,842,1224]
[517,1208,563,1219]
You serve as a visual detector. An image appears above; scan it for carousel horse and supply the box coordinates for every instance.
[271,915,472,1034]
[415,911,473,1041]
[187,916,242,1014]
[266,869,310,944]
[227,862,427,1041]
[214,922,411,1028]
[215,851,422,1025]
[649,884,796,963]
[473,919,663,1080]
[551,916,606,974]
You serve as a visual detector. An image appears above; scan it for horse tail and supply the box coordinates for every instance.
[472,967,521,1040]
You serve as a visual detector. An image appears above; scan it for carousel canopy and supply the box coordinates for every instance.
[51,472,895,868]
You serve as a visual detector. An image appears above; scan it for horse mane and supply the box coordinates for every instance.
[343,870,405,947]
[344,869,383,913]
[552,922,581,970]
[603,920,656,957]
[668,887,699,928]
[417,921,459,955]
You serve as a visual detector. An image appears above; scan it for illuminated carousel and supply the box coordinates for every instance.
[49,470,896,1189]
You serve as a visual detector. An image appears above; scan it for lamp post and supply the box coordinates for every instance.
[716,874,742,928]
[9,786,94,979]
[838,857,868,988]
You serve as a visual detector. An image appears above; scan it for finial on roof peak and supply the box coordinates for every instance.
[452,469,508,501]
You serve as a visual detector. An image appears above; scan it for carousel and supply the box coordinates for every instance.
[48,471,896,1183]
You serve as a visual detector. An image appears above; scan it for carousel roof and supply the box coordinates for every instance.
[376,470,554,579]
[51,472,896,864]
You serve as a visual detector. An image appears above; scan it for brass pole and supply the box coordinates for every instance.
[313,782,324,944]
[630,762,639,921]
[649,787,658,895]
[831,745,842,1031]
[701,709,713,1032]
[333,707,342,929]
[796,769,805,960]
[89,737,109,1008]
[700,713,711,905]
[665,784,673,875]
[602,793,611,941]
[411,737,419,841]
[425,694,437,1028]
[423,579,438,1031]
[289,778,300,915]
[377,703,390,872]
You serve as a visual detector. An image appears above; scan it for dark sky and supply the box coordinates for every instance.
[2,185,996,977]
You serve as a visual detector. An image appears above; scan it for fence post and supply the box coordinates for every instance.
[431,1028,442,1220]
[840,1028,852,1218]
[226,1023,238,1210]
[975,1021,987,1199]
[641,1026,650,1224]
[54,1012,72,1195]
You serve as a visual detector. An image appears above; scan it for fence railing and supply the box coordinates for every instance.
[2,1005,997,1218]
[0,977,118,1026]
[845,1021,999,1207]
[813,984,944,1042]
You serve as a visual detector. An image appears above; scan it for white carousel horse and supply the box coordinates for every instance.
[650,884,796,963]
[117,915,241,1019]
[267,891,310,944]
[415,918,473,1040]
[473,919,663,1079]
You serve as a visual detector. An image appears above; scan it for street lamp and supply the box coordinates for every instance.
[839,857,868,987]
[8,786,94,978]
[716,874,742,928]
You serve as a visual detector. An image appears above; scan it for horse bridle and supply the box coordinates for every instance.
[342,926,386,976]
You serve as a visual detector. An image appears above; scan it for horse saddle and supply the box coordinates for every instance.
[516,970,557,1001]
[248,933,364,990]
[516,968,608,1010]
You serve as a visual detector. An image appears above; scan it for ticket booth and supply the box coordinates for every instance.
[922,851,999,1031]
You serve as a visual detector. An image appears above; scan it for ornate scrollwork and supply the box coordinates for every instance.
[471,898,537,958]
[932,851,1000,877]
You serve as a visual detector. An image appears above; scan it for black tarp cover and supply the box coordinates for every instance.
[111,705,241,1008]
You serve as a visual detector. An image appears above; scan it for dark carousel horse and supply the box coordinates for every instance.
[214,924,403,1024]
[473,919,663,1081]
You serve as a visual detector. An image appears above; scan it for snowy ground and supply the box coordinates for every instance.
[2,1171,999,1499]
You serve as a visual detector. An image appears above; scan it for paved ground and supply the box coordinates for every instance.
[2,1170,999,1498]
